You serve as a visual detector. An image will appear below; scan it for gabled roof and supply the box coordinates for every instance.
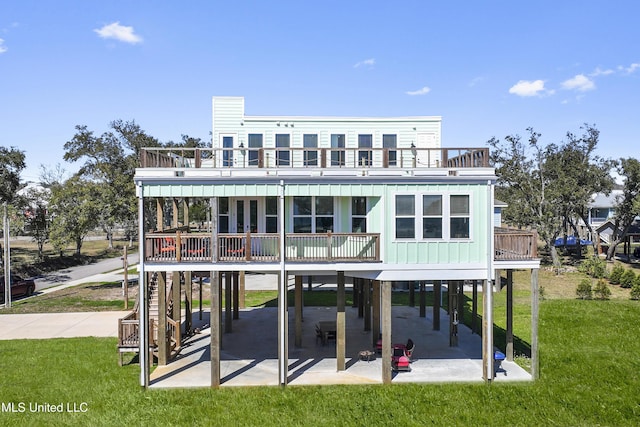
[589,190,623,208]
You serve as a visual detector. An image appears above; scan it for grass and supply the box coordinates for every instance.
[1,299,640,425]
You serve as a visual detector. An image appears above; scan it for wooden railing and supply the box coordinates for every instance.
[145,232,381,263]
[494,228,538,260]
[140,147,489,170]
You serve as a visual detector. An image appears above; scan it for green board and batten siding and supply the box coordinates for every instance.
[142,181,490,266]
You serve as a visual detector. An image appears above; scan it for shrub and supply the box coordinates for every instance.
[608,264,625,285]
[631,283,640,300]
[593,279,611,300]
[576,279,593,300]
[620,269,636,289]
[579,256,607,279]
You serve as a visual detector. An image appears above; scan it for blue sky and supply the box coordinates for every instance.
[2,1,639,182]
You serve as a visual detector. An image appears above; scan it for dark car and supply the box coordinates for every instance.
[0,274,36,300]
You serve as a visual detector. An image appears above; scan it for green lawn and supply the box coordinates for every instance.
[1,299,639,426]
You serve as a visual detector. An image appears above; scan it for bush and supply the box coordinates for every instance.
[579,256,607,279]
[594,279,611,300]
[620,269,636,289]
[630,283,640,300]
[608,264,625,284]
[576,279,593,300]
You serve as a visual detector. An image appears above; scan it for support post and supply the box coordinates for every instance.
[239,271,246,309]
[506,269,514,361]
[185,271,192,334]
[482,278,494,383]
[363,279,371,332]
[449,281,459,347]
[156,198,164,231]
[172,272,181,328]
[123,246,129,310]
[472,279,478,334]
[419,282,426,317]
[171,198,178,229]
[381,281,392,384]
[531,268,540,380]
[232,271,239,320]
[199,276,203,321]
[138,185,149,388]
[225,272,232,333]
[337,271,346,371]
[433,280,441,331]
[295,275,303,348]
[157,272,168,366]
[278,180,288,386]
[210,272,220,388]
[372,280,380,347]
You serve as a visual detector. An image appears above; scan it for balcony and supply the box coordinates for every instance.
[494,228,538,260]
[145,232,381,263]
[144,229,538,264]
[139,147,489,170]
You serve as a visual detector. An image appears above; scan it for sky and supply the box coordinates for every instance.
[2,0,639,183]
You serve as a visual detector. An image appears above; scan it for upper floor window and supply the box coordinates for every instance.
[394,193,471,240]
[422,195,442,238]
[293,196,334,233]
[218,197,229,233]
[383,134,397,166]
[331,134,345,166]
[303,134,318,166]
[395,195,415,238]
[450,195,470,238]
[222,136,233,167]
[265,196,278,233]
[352,197,367,232]
[276,134,290,166]
[248,134,262,166]
[358,134,373,166]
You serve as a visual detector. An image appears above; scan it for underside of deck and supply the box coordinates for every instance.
[149,305,531,387]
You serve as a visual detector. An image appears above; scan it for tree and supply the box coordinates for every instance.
[23,186,51,260]
[64,120,160,248]
[605,158,640,260]
[48,177,100,255]
[0,146,26,204]
[489,125,614,268]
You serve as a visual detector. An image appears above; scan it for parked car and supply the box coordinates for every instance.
[0,274,36,300]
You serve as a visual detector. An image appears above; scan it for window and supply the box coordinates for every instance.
[222,136,233,167]
[394,193,471,240]
[303,134,318,166]
[315,196,334,233]
[395,195,415,238]
[265,197,278,233]
[293,196,312,233]
[248,134,262,166]
[450,195,470,238]
[383,134,397,166]
[358,134,373,166]
[276,134,290,166]
[331,134,345,166]
[352,197,367,232]
[422,195,442,238]
[218,197,229,233]
[293,196,334,233]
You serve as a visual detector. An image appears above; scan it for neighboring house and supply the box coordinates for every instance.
[494,199,507,227]
[132,96,540,388]
[584,190,623,244]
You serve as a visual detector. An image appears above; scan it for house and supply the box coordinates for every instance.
[132,96,540,388]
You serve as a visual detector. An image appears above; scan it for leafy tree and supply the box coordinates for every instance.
[605,158,640,260]
[64,120,160,248]
[0,146,26,205]
[48,177,100,255]
[488,125,613,268]
[23,186,51,260]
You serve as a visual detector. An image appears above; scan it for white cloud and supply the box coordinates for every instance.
[354,58,375,68]
[618,63,640,74]
[561,74,595,92]
[0,38,7,54]
[405,86,431,96]
[94,22,143,44]
[468,76,485,87]
[590,67,615,77]
[508,80,552,97]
